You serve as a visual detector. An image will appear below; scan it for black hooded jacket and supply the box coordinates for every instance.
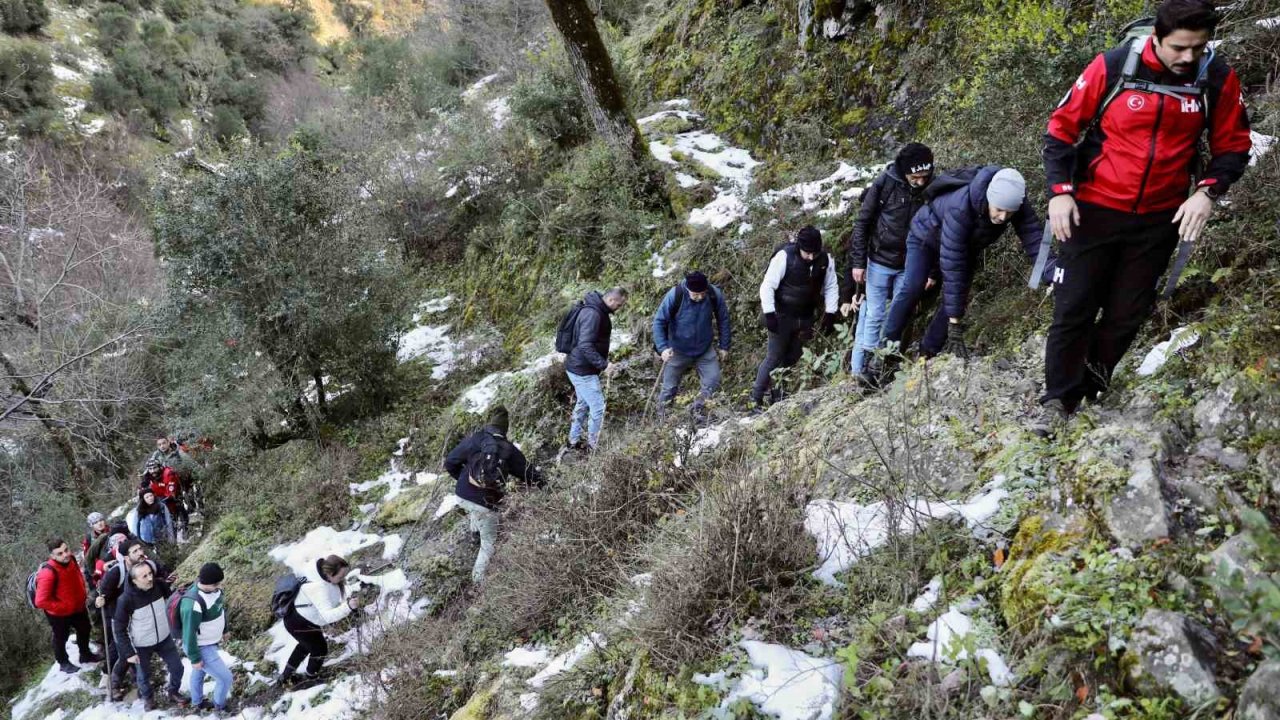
[847,164,928,273]
[444,425,544,510]
[564,291,614,377]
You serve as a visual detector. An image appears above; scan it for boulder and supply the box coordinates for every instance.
[1256,445,1280,499]
[1206,534,1267,609]
[376,484,448,527]
[1195,376,1248,440]
[1193,437,1250,471]
[1239,661,1280,720]
[1102,459,1170,547]
[1126,610,1220,705]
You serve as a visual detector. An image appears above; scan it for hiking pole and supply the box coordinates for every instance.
[644,358,668,420]
[101,606,112,700]
[1162,238,1195,300]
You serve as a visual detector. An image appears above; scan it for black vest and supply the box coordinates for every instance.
[774,244,828,317]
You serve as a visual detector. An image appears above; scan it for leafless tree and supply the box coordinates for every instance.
[0,142,163,505]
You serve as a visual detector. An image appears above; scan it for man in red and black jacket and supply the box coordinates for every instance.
[1036,0,1251,434]
[35,538,103,673]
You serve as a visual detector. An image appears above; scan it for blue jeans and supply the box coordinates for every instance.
[658,346,721,412]
[850,262,903,374]
[881,240,951,356]
[567,371,606,448]
[190,643,233,709]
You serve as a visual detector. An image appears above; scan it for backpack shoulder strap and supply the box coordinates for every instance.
[669,284,684,320]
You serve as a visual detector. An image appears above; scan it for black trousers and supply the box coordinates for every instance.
[284,610,328,676]
[47,610,93,665]
[752,315,813,401]
[1043,202,1178,411]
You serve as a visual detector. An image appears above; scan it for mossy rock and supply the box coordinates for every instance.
[175,513,278,638]
[449,681,495,720]
[21,689,99,720]
[998,512,1085,633]
[376,484,449,527]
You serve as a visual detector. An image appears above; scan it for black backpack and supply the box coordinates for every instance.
[555,302,587,354]
[923,166,982,203]
[466,431,507,491]
[25,561,56,610]
[270,574,307,619]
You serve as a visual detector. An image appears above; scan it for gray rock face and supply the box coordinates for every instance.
[1256,445,1280,499]
[1127,610,1221,705]
[1103,459,1170,547]
[1194,437,1250,471]
[1240,661,1280,720]
[1207,534,1267,609]
[1195,376,1248,440]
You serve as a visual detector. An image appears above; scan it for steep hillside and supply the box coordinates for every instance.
[4,0,1279,718]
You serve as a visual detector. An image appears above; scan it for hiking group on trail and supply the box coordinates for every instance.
[549,0,1250,447]
[22,0,1255,711]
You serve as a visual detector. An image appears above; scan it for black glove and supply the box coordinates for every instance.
[764,312,779,334]
[944,321,968,359]
[820,312,837,334]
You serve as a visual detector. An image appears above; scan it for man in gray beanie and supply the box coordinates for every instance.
[875,165,1054,370]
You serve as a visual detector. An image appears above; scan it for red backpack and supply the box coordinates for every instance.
[166,583,207,638]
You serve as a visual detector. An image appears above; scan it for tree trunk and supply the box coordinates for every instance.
[0,349,92,507]
[544,0,645,160]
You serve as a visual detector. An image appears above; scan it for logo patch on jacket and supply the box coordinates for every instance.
[1126,95,1146,112]
[1180,97,1201,114]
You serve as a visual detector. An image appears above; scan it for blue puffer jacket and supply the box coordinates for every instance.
[652,283,731,358]
[907,166,1049,320]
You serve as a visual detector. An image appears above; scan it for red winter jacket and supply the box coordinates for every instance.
[35,558,88,617]
[1044,36,1251,214]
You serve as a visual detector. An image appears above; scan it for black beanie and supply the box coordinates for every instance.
[487,405,510,434]
[796,226,823,254]
[684,271,709,293]
[895,142,935,178]
[199,562,224,585]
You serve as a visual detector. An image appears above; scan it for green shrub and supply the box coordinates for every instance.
[0,36,53,114]
[210,104,246,145]
[0,0,49,33]
[509,49,589,149]
[351,34,467,118]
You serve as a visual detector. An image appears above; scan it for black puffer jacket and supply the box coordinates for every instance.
[444,425,544,510]
[564,291,613,377]
[847,164,927,272]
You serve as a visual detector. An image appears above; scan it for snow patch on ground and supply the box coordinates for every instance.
[433,494,463,519]
[761,162,875,217]
[718,641,843,720]
[1258,15,1280,29]
[805,478,1008,586]
[459,348,561,414]
[645,103,761,229]
[269,526,401,577]
[303,375,352,404]
[11,644,95,720]
[911,575,943,613]
[527,633,606,689]
[1136,326,1200,376]
[503,647,552,668]
[461,73,501,102]
[906,603,1016,687]
[419,296,454,314]
[397,323,459,378]
[1251,130,1276,166]
[689,192,750,229]
[673,422,727,467]
[636,108,703,126]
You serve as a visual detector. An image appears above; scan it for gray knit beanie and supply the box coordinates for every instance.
[985,168,1026,211]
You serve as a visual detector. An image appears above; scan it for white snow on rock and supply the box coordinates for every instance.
[397,323,459,378]
[673,421,727,467]
[527,633,606,689]
[419,296,454,314]
[719,641,843,720]
[675,172,700,188]
[433,493,463,519]
[650,239,678,278]
[637,108,703,126]
[805,479,1008,586]
[11,644,95,720]
[52,64,83,81]
[1258,15,1280,29]
[350,469,440,502]
[269,526,402,577]
[1251,130,1276,166]
[503,647,552,668]
[459,349,561,414]
[906,603,1016,687]
[761,162,874,218]
[911,575,943,613]
[303,375,351,404]
[1136,326,1200,376]
[461,73,501,102]
[486,97,511,129]
[689,191,750,229]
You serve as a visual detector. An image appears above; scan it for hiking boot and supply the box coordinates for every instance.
[110,687,127,702]
[168,690,191,707]
[768,387,783,405]
[80,651,104,664]
[197,700,216,711]
[213,702,236,716]
[58,662,79,673]
[1031,399,1069,438]
[142,697,157,712]
[292,672,323,690]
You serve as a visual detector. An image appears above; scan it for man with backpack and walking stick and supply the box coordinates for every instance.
[1034,0,1252,436]
[444,406,545,583]
[652,271,732,422]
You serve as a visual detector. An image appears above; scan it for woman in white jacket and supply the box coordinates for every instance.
[279,555,362,687]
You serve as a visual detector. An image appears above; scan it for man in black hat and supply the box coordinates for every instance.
[751,226,839,410]
[842,143,935,382]
[443,406,545,583]
[652,270,732,421]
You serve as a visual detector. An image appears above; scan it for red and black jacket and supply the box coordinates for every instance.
[1044,37,1251,215]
